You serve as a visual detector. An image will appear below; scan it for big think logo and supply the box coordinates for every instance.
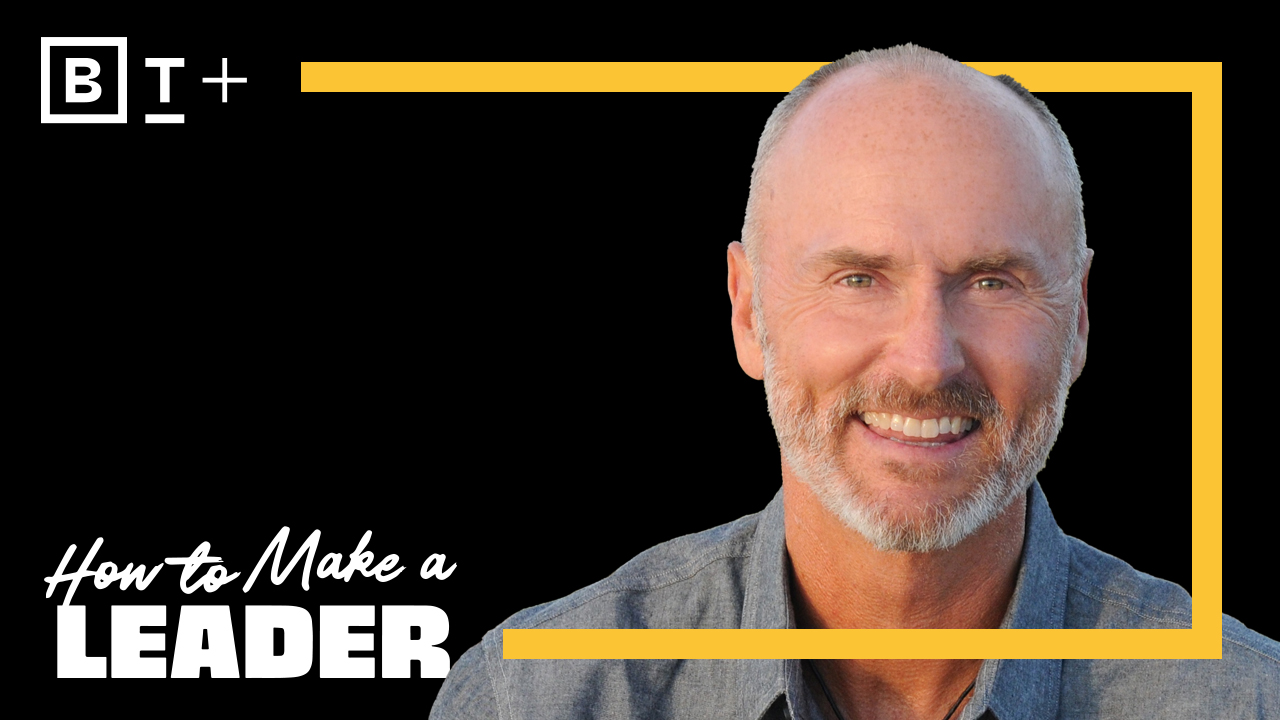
[40,37,249,124]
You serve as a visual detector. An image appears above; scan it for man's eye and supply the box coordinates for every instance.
[842,274,874,288]
[976,278,1005,291]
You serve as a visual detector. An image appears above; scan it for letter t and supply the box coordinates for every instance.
[145,58,185,102]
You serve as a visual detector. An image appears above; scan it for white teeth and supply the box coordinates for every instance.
[921,419,939,438]
[860,412,977,437]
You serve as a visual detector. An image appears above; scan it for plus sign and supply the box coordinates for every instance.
[201,58,247,102]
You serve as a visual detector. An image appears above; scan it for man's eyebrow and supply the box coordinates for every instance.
[803,248,1047,276]
[804,248,900,272]
[960,251,1043,275]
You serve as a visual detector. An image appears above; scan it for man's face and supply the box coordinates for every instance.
[738,71,1089,552]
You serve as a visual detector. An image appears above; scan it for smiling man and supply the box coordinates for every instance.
[431,47,1276,720]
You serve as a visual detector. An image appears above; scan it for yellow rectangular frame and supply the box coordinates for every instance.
[301,61,1221,659]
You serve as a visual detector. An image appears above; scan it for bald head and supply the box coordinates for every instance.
[742,46,1086,298]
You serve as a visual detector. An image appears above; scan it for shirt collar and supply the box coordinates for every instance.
[973,479,1069,720]
[738,480,1071,720]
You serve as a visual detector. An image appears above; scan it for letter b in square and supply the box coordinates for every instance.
[41,38,128,123]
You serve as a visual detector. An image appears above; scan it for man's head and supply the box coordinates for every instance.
[726,46,1093,553]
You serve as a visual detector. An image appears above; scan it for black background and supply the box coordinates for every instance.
[28,20,1247,710]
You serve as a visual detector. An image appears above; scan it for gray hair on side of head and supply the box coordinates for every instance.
[743,44,1088,347]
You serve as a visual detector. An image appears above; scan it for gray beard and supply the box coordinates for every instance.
[761,341,1073,554]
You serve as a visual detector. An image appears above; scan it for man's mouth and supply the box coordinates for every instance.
[857,411,978,447]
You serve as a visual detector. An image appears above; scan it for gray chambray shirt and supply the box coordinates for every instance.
[430,481,1279,719]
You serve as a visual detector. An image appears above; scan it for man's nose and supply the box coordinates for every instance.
[884,292,966,390]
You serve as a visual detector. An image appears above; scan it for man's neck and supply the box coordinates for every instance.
[783,472,1027,720]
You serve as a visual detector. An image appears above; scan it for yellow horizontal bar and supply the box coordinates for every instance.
[504,628,1222,660]
[300,61,1220,92]
[964,61,1217,92]
[300,61,825,92]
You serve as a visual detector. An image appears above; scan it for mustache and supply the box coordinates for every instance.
[826,375,1002,425]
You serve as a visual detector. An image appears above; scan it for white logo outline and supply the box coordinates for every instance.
[41,37,128,124]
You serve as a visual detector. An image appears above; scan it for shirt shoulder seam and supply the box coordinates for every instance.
[1225,635,1280,665]
[1070,575,1192,617]
[480,626,515,720]
[1068,583,1192,628]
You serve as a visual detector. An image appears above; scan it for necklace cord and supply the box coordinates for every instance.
[806,658,847,720]
[940,678,977,720]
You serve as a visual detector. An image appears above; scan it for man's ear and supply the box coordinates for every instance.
[1070,249,1093,383]
[728,242,765,380]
